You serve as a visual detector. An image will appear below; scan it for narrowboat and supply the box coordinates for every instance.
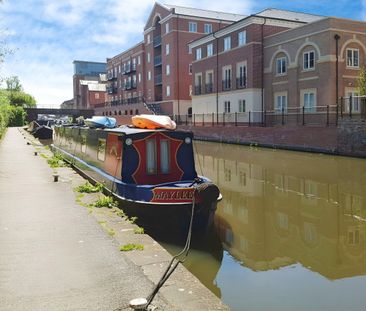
[52,123,221,230]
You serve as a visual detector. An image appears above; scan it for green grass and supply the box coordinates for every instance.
[47,153,67,168]
[119,243,144,251]
[74,181,103,193]
[40,153,48,159]
[93,196,116,208]
[128,216,138,224]
[134,227,144,234]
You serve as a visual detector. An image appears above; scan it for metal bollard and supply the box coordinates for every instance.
[34,151,38,156]
[27,142,30,145]
[53,173,59,182]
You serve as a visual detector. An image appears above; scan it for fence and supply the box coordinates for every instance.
[174,105,339,127]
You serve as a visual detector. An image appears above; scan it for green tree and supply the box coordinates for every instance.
[9,91,36,107]
[358,66,366,96]
[8,105,26,127]
[6,76,23,92]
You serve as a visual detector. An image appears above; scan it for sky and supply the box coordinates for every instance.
[0,0,365,107]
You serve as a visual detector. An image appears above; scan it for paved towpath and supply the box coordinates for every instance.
[0,128,171,310]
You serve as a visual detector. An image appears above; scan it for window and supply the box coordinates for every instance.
[303,51,315,70]
[276,57,287,75]
[147,52,150,63]
[275,93,287,113]
[138,56,141,65]
[189,22,197,32]
[239,99,246,112]
[165,43,170,55]
[95,93,99,99]
[302,89,316,112]
[206,71,213,93]
[346,90,360,113]
[166,85,170,96]
[207,43,213,57]
[224,101,231,113]
[237,63,246,88]
[165,22,170,34]
[147,34,151,44]
[347,49,359,67]
[224,36,231,51]
[196,48,202,60]
[238,31,246,46]
[146,140,157,174]
[188,64,192,75]
[223,67,231,90]
[148,71,151,80]
[97,139,106,162]
[166,64,170,75]
[204,23,212,34]
[160,140,170,174]
[138,73,141,83]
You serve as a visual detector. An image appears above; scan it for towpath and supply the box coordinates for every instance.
[0,128,173,310]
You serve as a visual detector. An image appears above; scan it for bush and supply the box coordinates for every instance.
[8,105,26,127]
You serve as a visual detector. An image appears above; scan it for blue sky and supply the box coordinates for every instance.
[0,0,365,107]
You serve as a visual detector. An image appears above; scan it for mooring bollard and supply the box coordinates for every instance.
[34,151,38,156]
[27,142,30,145]
[53,173,59,182]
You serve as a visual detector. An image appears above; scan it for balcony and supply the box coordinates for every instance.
[123,64,131,75]
[153,36,162,48]
[222,79,231,91]
[154,55,162,67]
[194,85,202,95]
[131,81,137,89]
[131,63,137,72]
[106,86,117,94]
[155,74,162,85]
[107,72,116,80]
[124,81,132,90]
[205,83,213,94]
[236,77,246,89]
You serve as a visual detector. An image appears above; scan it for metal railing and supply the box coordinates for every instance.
[154,55,162,66]
[173,105,341,127]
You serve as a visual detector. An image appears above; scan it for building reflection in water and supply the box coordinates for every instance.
[193,141,366,310]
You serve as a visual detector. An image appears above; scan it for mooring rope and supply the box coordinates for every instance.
[143,190,197,309]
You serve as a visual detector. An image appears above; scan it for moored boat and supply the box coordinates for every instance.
[52,118,221,230]
[84,116,117,128]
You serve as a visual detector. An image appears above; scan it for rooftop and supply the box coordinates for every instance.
[164,3,246,21]
[256,8,324,23]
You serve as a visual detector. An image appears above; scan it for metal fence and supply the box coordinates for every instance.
[174,97,366,127]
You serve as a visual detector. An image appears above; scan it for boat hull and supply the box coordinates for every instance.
[51,143,219,232]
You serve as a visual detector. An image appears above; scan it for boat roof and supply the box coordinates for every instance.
[60,124,192,136]
[105,125,191,136]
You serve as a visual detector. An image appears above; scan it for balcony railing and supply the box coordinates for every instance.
[222,79,231,91]
[123,64,131,75]
[155,74,162,85]
[131,81,137,89]
[205,83,213,94]
[153,36,162,48]
[107,72,117,80]
[106,97,144,106]
[194,85,202,95]
[131,63,137,72]
[106,86,117,94]
[124,81,132,90]
[236,77,246,89]
[154,55,162,66]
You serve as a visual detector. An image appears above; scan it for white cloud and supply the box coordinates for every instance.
[1,0,254,107]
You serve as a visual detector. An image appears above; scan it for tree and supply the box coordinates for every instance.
[358,66,366,96]
[9,91,36,107]
[6,76,23,92]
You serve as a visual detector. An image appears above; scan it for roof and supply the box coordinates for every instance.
[256,8,324,23]
[105,125,192,136]
[88,84,106,92]
[164,3,246,21]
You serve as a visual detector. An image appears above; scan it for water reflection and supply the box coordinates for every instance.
[193,141,366,310]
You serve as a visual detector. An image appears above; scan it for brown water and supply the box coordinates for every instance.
[150,141,366,311]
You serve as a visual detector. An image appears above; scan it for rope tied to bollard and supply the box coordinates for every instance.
[129,185,198,311]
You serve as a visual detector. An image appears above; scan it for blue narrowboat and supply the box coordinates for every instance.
[52,124,221,229]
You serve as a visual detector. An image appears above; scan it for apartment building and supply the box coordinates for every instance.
[189,9,366,124]
[188,9,324,122]
[97,2,245,120]
[73,60,106,108]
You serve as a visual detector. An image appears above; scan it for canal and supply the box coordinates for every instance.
[150,141,366,311]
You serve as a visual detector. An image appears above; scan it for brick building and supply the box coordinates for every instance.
[73,60,106,109]
[96,2,245,122]
[189,9,366,125]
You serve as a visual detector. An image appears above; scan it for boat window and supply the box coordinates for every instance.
[160,139,170,174]
[146,139,157,174]
[97,139,106,161]
[81,135,86,153]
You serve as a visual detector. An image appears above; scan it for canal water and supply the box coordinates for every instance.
[150,141,366,311]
